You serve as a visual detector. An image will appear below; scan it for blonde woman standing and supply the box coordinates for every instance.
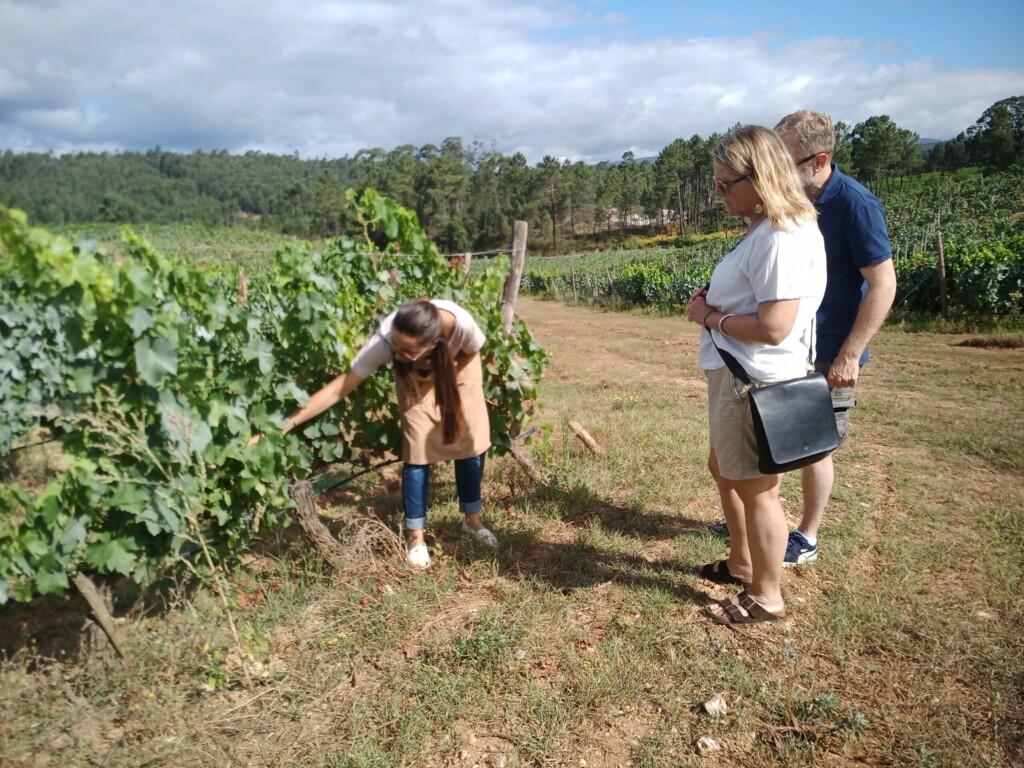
[685,125,826,625]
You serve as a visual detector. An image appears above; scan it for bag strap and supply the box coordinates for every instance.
[706,325,753,385]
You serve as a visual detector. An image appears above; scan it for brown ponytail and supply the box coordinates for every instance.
[392,299,464,444]
[430,337,464,444]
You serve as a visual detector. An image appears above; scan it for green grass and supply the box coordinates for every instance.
[1,298,1022,767]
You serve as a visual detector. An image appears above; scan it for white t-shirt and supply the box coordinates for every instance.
[698,217,826,382]
[350,299,486,379]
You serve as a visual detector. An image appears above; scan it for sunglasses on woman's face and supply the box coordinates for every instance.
[394,345,432,363]
[713,175,750,193]
[394,341,437,363]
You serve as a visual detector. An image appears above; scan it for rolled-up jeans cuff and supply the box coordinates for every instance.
[404,516,427,531]
[459,499,483,514]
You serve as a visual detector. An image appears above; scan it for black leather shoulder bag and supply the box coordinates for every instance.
[708,324,839,474]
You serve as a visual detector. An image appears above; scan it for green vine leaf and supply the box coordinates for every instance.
[135,337,179,385]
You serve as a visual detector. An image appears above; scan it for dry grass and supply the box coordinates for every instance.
[1,297,1022,767]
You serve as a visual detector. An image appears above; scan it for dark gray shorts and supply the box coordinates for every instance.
[815,359,856,446]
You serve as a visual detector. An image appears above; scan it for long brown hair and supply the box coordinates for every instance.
[392,299,464,444]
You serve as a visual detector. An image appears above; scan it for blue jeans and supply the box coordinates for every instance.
[402,454,485,531]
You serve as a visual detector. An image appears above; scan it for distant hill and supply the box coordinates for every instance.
[918,138,944,150]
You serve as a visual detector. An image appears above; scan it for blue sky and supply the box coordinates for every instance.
[571,0,1024,69]
[1,0,1022,159]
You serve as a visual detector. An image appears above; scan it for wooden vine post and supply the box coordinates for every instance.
[937,231,947,316]
[236,268,250,308]
[499,220,547,483]
[501,220,528,331]
[568,419,604,456]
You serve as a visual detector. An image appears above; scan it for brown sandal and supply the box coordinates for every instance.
[696,559,748,586]
[707,590,785,626]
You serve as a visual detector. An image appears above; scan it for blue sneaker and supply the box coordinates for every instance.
[709,521,729,538]
[784,531,819,566]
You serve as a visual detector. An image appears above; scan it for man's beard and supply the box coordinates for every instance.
[798,165,817,195]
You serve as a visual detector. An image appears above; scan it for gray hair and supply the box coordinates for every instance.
[775,110,835,157]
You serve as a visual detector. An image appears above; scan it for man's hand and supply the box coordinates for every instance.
[829,259,896,389]
[828,353,860,388]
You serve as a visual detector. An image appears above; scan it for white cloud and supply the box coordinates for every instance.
[0,68,29,100]
[0,0,1021,160]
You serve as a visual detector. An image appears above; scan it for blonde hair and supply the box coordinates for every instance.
[774,110,835,157]
[712,125,817,230]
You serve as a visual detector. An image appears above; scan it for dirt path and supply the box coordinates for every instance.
[518,299,707,392]
[514,298,1024,766]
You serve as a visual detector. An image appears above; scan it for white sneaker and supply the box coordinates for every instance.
[461,519,499,549]
[406,543,431,568]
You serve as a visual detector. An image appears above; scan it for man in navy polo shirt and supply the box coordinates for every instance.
[711,110,897,566]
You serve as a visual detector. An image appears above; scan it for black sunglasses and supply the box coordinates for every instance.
[796,152,824,165]
[714,175,750,191]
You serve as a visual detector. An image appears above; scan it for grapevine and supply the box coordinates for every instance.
[0,190,547,603]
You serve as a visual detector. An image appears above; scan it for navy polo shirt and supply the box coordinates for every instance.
[813,165,893,365]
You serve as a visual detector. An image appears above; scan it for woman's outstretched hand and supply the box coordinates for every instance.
[247,416,297,447]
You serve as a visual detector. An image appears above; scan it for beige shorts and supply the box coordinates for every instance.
[705,366,763,481]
